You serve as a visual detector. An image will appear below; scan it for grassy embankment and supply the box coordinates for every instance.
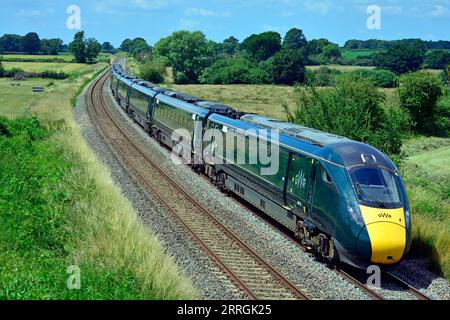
[0,56,196,299]
[174,82,450,279]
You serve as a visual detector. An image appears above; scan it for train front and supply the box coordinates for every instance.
[323,142,411,267]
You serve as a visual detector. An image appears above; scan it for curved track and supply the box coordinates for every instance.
[86,71,310,300]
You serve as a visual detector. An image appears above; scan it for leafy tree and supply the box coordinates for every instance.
[307,38,333,55]
[131,38,152,62]
[424,50,450,69]
[153,31,211,84]
[119,39,133,52]
[283,28,307,51]
[285,76,409,155]
[40,38,63,55]
[373,41,426,74]
[22,32,40,54]
[222,36,239,56]
[398,72,443,133]
[69,32,101,63]
[0,34,23,52]
[241,31,281,62]
[139,58,166,83]
[101,42,114,53]
[263,49,306,85]
[321,44,342,63]
[85,38,101,63]
[199,57,269,84]
[69,31,87,63]
[0,61,4,77]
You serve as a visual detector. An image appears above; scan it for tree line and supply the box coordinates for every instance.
[0,32,116,56]
[344,39,450,50]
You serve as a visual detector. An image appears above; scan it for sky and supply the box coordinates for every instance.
[1,0,449,47]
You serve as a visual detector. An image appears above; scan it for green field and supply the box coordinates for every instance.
[0,54,75,62]
[2,61,95,73]
[306,64,375,72]
[0,55,196,299]
[341,49,381,60]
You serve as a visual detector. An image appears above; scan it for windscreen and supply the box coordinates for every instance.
[350,167,401,207]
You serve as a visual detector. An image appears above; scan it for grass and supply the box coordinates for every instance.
[341,49,381,60]
[0,57,196,299]
[2,61,94,74]
[400,137,450,278]
[0,54,75,62]
[171,84,295,120]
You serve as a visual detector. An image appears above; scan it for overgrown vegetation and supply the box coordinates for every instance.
[285,76,409,156]
[0,57,196,299]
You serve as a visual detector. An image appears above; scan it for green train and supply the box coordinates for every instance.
[110,64,412,268]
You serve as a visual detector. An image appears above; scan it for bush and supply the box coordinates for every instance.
[343,69,398,88]
[139,59,166,84]
[373,41,426,74]
[0,61,4,77]
[285,76,409,155]
[305,67,341,86]
[424,50,450,69]
[262,49,306,85]
[199,57,270,84]
[398,72,443,133]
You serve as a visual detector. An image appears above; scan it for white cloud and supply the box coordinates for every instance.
[431,4,450,17]
[17,9,44,17]
[185,7,231,17]
[92,0,168,14]
[178,18,200,30]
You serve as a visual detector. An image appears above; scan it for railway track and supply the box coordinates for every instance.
[86,71,310,300]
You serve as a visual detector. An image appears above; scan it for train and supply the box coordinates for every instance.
[109,63,411,269]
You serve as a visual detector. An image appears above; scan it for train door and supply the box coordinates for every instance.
[285,153,315,218]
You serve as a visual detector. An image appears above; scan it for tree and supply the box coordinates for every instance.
[307,38,333,55]
[285,76,408,155]
[119,39,133,52]
[424,50,450,69]
[283,28,307,51]
[373,41,426,74]
[22,32,40,54]
[69,31,87,63]
[398,72,443,132]
[0,34,23,52]
[139,58,166,83]
[101,42,114,53]
[263,49,306,85]
[85,38,101,63]
[0,61,4,77]
[199,57,269,85]
[131,38,152,62]
[241,31,282,62]
[153,30,211,84]
[321,44,342,63]
[222,36,239,56]
[40,38,63,55]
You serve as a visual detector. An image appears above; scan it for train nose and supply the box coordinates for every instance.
[356,222,406,264]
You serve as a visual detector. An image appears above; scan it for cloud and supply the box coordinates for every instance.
[92,0,168,14]
[17,9,44,17]
[431,4,450,17]
[185,7,231,17]
[178,18,200,30]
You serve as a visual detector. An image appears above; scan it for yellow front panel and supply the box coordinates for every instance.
[359,205,406,264]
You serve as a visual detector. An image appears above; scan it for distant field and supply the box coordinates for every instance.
[341,49,381,60]
[172,84,296,120]
[0,78,55,118]
[0,54,74,62]
[2,61,94,74]
[306,65,375,72]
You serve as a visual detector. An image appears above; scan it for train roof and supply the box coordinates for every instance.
[130,82,159,97]
[240,114,350,147]
[156,93,210,117]
[163,91,203,103]
[208,114,395,170]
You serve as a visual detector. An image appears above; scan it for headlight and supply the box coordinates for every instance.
[347,204,364,226]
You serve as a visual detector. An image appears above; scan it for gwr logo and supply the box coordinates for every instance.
[378,212,392,219]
